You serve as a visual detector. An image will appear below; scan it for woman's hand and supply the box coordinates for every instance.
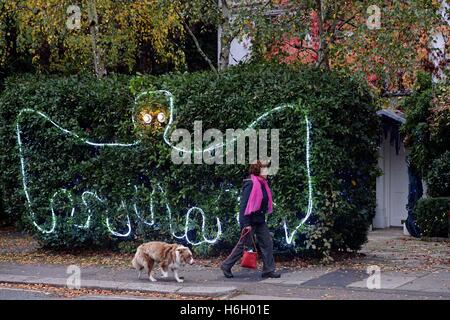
[243,226,252,232]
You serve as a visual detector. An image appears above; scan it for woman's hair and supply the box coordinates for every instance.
[248,160,269,176]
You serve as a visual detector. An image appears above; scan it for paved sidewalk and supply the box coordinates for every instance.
[0,229,449,299]
[0,261,449,299]
[0,263,237,297]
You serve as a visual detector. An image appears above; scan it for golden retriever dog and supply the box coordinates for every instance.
[132,241,194,283]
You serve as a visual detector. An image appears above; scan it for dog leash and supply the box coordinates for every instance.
[224,227,257,261]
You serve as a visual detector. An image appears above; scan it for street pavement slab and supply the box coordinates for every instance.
[178,286,238,296]
[117,282,182,293]
[299,269,367,288]
[261,269,331,285]
[396,271,450,293]
[0,288,59,300]
[347,275,417,289]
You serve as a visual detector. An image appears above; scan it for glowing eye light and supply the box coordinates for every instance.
[157,112,166,123]
[143,113,152,124]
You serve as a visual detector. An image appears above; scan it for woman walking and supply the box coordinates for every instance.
[220,161,281,279]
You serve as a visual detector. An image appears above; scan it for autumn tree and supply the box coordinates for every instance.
[1,0,447,81]
[164,0,244,71]
[0,0,186,75]
[233,0,448,91]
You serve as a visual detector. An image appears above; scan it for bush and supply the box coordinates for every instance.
[426,151,450,197]
[402,73,450,193]
[414,197,450,238]
[0,63,380,259]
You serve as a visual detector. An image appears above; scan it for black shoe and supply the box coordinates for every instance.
[220,264,234,278]
[262,271,281,279]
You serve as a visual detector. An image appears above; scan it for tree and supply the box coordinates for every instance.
[2,0,447,80]
[87,0,106,77]
[170,0,218,72]
[0,0,186,75]
[164,0,233,71]
[168,0,264,71]
[233,0,448,91]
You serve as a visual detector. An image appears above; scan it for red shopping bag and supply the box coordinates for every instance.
[240,228,257,269]
[241,250,257,269]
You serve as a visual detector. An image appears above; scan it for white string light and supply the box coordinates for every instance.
[16,109,138,236]
[77,191,99,229]
[156,184,222,245]
[18,108,140,147]
[105,200,132,237]
[172,106,292,153]
[15,92,314,246]
[183,207,222,245]
[133,185,155,226]
[53,189,76,221]
[283,115,313,245]
[16,122,56,234]
[156,184,185,240]
[134,90,295,154]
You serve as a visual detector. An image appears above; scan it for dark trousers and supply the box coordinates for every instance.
[222,222,275,274]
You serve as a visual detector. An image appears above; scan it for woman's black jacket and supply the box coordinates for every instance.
[238,177,269,228]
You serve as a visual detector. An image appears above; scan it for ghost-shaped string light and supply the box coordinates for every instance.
[15,89,313,246]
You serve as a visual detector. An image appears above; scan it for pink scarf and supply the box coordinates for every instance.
[244,174,273,215]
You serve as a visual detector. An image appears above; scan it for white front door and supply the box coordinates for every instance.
[388,142,409,226]
[374,131,409,228]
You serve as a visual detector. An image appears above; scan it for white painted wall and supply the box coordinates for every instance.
[228,35,252,66]
[217,22,252,67]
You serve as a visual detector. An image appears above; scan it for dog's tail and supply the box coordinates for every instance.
[131,249,142,270]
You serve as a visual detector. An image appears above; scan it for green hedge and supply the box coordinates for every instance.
[402,73,450,196]
[426,151,450,198]
[413,198,450,238]
[0,63,380,259]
